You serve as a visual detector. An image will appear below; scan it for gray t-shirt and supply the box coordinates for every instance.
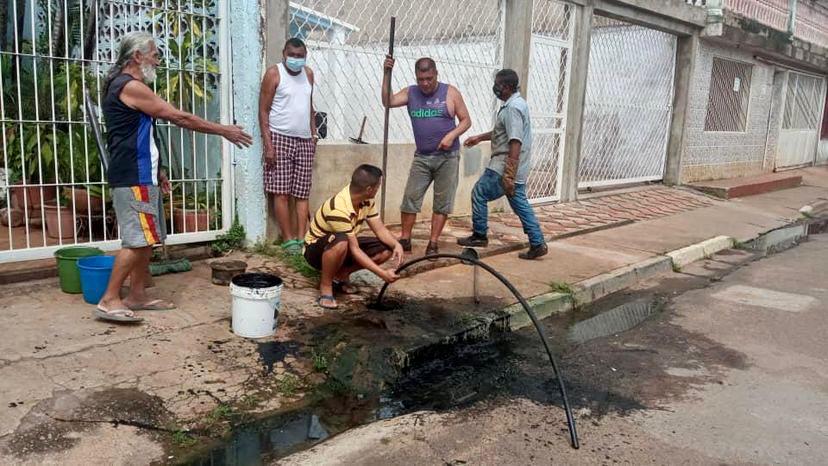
[487,92,533,184]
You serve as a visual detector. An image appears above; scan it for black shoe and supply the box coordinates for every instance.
[425,241,439,257]
[457,233,488,247]
[519,243,548,260]
[399,238,412,252]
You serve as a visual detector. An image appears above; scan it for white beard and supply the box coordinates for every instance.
[141,63,157,83]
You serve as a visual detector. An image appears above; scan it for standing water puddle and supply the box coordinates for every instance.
[185,296,663,465]
[568,299,658,344]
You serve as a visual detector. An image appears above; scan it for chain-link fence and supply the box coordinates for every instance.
[0,0,227,262]
[525,0,572,203]
[288,0,504,145]
[578,16,677,188]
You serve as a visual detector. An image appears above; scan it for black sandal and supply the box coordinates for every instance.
[317,294,338,309]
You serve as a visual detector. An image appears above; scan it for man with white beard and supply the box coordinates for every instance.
[95,31,252,323]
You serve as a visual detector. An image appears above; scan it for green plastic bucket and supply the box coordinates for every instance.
[55,246,105,294]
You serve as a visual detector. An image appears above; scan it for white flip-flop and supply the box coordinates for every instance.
[94,306,144,323]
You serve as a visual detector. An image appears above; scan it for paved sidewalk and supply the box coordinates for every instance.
[391,185,716,273]
[0,167,825,464]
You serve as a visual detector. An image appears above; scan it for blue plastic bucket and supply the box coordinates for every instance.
[77,255,116,304]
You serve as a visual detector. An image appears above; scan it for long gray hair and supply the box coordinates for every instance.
[104,31,155,94]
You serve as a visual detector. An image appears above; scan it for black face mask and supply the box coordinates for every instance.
[493,84,505,100]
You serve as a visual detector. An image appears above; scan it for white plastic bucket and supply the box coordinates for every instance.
[230,273,283,338]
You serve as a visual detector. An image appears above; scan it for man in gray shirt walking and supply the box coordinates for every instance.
[459,69,547,260]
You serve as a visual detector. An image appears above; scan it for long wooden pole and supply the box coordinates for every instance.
[381,17,396,221]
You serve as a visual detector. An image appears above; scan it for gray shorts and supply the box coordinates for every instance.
[112,185,167,248]
[400,152,460,215]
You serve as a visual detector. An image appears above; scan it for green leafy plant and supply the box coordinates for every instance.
[276,374,302,397]
[550,281,574,295]
[206,403,234,423]
[171,429,197,447]
[238,394,260,409]
[252,240,320,279]
[311,349,329,373]
[2,53,101,187]
[212,216,245,255]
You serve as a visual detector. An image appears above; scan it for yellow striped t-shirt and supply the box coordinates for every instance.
[305,185,379,244]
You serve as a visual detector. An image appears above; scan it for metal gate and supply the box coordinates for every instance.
[777,71,827,169]
[0,0,231,263]
[578,16,676,188]
[526,0,573,203]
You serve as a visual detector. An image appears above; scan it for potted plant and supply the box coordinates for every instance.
[4,57,98,219]
[66,185,105,215]
[5,127,59,218]
[61,132,106,216]
[43,193,75,239]
[171,187,219,233]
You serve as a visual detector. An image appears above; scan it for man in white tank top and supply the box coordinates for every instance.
[258,38,318,254]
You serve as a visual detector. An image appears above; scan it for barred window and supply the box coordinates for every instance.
[704,58,753,132]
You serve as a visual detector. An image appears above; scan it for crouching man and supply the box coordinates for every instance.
[304,164,404,309]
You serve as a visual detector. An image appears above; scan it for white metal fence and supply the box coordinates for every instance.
[782,72,823,130]
[578,17,677,188]
[288,0,504,145]
[777,71,827,168]
[0,0,229,263]
[526,0,572,203]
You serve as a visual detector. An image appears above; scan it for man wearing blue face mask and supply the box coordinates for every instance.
[258,38,318,254]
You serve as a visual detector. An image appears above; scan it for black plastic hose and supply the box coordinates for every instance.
[375,251,580,449]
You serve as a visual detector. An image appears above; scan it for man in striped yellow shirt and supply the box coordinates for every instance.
[304,164,404,309]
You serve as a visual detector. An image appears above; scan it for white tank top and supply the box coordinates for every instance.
[268,63,313,138]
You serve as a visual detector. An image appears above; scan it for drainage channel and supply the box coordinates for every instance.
[185,296,674,465]
[185,241,785,465]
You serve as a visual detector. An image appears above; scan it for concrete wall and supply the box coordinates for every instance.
[680,40,778,183]
[305,143,493,227]
[263,142,497,240]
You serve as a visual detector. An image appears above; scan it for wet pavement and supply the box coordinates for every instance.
[186,246,756,464]
[281,235,828,465]
[1,172,827,465]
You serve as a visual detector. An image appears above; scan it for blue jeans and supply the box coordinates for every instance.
[471,169,545,246]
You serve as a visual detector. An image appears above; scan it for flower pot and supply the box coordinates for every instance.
[0,208,25,228]
[172,208,210,233]
[10,184,57,218]
[43,204,76,239]
[68,188,104,215]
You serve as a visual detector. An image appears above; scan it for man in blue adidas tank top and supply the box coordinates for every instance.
[382,56,471,257]
[96,32,252,323]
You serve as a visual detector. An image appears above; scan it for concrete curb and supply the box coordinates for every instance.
[667,235,735,269]
[396,214,827,368]
[743,223,807,253]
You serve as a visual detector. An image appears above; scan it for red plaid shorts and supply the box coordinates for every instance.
[263,131,316,198]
